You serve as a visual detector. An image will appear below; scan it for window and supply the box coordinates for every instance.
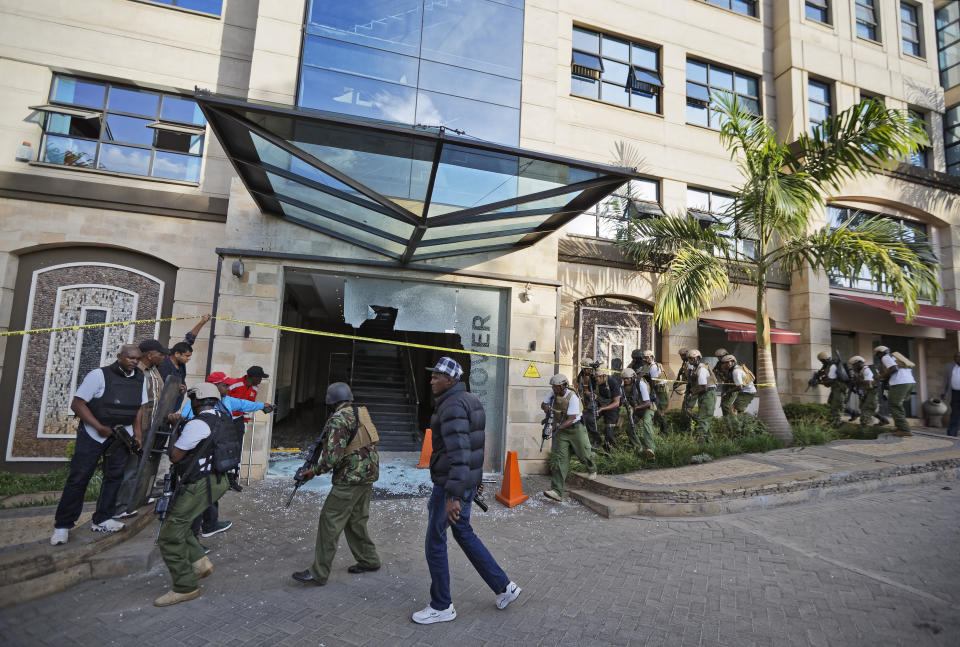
[901,2,922,57]
[686,60,760,129]
[826,206,928,293]
[937,1,960,88]
[805,0,830,24]
[568,179,660,239]
[133,0,223,16]
[856,0,879,41]
[687,188,757,258]
[571,26,662,115]
[704,0,757,18]
[908,109,929,167]
[808,79,831,134]
[35,75,206,182]
[299,0,523,145]
[945,104,960,175]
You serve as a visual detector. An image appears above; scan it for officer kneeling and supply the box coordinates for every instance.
[155,382,241,607]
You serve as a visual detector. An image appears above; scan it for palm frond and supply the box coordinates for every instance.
[790,99,928,192]
[774,215,940,320]
[654,246,732,327]
[616,210,736,269]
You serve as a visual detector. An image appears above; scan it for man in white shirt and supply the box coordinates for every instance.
[51,345,147,545]
[542,374,597,502]
[876,345,915,436]
[939,351,960,437]
[849,356,878,427]
[728,355,757,414]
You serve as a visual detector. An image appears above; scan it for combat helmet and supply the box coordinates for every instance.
[816,351,831,362]
[549,374,569,386]
[325,382,354,405]
[621,368,637,379]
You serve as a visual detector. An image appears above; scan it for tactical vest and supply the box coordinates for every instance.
[577,375,596,403]
[87,362,144,426]
[344,405,379,453]
[738,364,756,385]
[175,410,242,487]
[697,363,718,388]
[648,362,668,384]
[891,351,915,369]
[622,382,640,406]
[551,391,572,421]
[596,379,614,406]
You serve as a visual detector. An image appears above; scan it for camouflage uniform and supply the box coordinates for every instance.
[308,404,380,583]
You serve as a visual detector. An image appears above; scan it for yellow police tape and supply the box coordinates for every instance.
[0,314,774,386]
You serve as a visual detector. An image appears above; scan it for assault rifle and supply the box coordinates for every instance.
[107,424,140,456]
[285,436,327,508]
[153,470,178,544]
[623,397,637,440]
[540,395,555,452]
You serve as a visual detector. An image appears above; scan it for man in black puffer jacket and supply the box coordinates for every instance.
[411,357,522,625]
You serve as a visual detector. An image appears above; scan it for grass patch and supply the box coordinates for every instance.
[0,441,101,506]
[783,402,830,424]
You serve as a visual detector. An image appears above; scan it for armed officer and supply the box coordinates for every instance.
[155,383,234,607]
[676,347,695,423]
[686,350,717,442]
[575,359,602,447]
[875,346,916,436]
[849,356,878,427]
[594,369,622,448]
[814,350,848,427]
[712,348,731,412]
[639,350,670,432]
[620,368,656,459]
[292,382,380,586]
[543,374,597,502]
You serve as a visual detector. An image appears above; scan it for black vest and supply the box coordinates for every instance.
[176,410,241,486]
[87,362,144,426]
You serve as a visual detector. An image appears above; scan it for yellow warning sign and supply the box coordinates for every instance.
[523,363,541,379]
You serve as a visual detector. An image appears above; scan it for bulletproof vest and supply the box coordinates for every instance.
[596,379,614,405]
[577,375,596,401]
[738,364,756,385]
[649,362,668,385]
[551,392,572,421]
[176,410,242,486]
[622,381,640,406]
[87,362,145,426]
[697,363,718,387]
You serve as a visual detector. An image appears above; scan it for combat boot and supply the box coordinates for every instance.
[154,589,200,607]
[192,555,215,579]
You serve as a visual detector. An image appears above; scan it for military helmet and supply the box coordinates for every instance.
[325,381,353,405]
[686,349,702,360]
[873,345,890,354]
[641,349,655,358]
[631,349,643,361]
[621,368,637,379]
[678,347,690,357]
[714,348,729,358]
[549,373,569,386]
[849,355,866,365]
[816,350,831,362]
[721,354,736,363]
[581,357,596,367]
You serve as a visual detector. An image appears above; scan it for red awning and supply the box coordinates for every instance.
[700,319,801,344]
[831,294,960,331]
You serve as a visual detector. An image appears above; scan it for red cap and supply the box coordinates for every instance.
[205,371,228,384]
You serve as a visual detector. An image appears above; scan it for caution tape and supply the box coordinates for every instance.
[0,315,203,338]
[0,314,775,385]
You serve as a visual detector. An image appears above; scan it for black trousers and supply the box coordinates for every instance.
[55,427,129,528]
[948,389,960,437]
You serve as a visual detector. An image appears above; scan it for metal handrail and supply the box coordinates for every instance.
[403,332,420,414]
[349,338,356,386]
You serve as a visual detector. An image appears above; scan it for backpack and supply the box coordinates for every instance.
[345,405,379,453]
[739,364,756,385]
[176,410,242,487]
[892,351,915,369]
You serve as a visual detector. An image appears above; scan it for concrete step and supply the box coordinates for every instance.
[567,488,644,518]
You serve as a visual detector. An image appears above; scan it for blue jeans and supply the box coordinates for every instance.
[425,483,509,610]
[54,426,130,528]
[948,389,960,437]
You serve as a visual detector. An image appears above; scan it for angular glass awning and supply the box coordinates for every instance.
[195,92,639,263]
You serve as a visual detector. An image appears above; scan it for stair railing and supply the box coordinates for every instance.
[349,338,356,387]
[403,332,420,422]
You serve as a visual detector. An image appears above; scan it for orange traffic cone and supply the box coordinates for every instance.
[416,429,433,469]
[494,450,528,507]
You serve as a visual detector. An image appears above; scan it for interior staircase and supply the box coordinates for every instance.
[350,341,420,452]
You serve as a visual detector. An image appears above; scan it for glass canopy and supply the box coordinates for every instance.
[196,92,638,263]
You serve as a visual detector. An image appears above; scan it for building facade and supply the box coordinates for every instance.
[2,0,959,476]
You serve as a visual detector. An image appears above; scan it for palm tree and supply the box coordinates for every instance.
[616,95,939,444]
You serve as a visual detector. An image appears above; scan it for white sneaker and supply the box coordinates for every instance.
[411,604,456,624]
[543,489,562,502]
[588,472,598,480]
[50,528,69,545]
[496,581,521,609]
[91,518,125,533]
[113,510,138,519]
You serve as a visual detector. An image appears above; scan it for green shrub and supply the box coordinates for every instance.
[709,413,772,439]
[835,423,882,440]
[783,402,830,423]
[788,418,836,446]
[662,409,693,435]
[0,440,101,504]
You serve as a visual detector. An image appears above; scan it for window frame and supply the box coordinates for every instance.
[568,178,662,240]
[808,78,833,135]
[685,58,761,130]
[686,187,758,259]
[129,0,223,18]
[907,108,929,168]
[945,104,960,176]
[900,1,923,58]
[805,0,831,25]
[702,0,758,19]
[570,25,663,115]
[937,2,960,89]
[855,0,880,42]
[35,74,206,183]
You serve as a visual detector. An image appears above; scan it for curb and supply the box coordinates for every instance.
[566,458,960,518]
[0,507,156,608]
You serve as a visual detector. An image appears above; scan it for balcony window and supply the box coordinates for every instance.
[808,79,832,135]
[856,0,879,41]
[686,59,760,129]
[806,0,830,24]
[687,188,756,258]
[571,26,662,115]
[34,74,206,182]
[704,0,757,18]
[936,1,960,88]
[827,206,929,293]
[945,104,960,176]
[568,179,661,239]
[901,2,923,57]
[908,109,929,167]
